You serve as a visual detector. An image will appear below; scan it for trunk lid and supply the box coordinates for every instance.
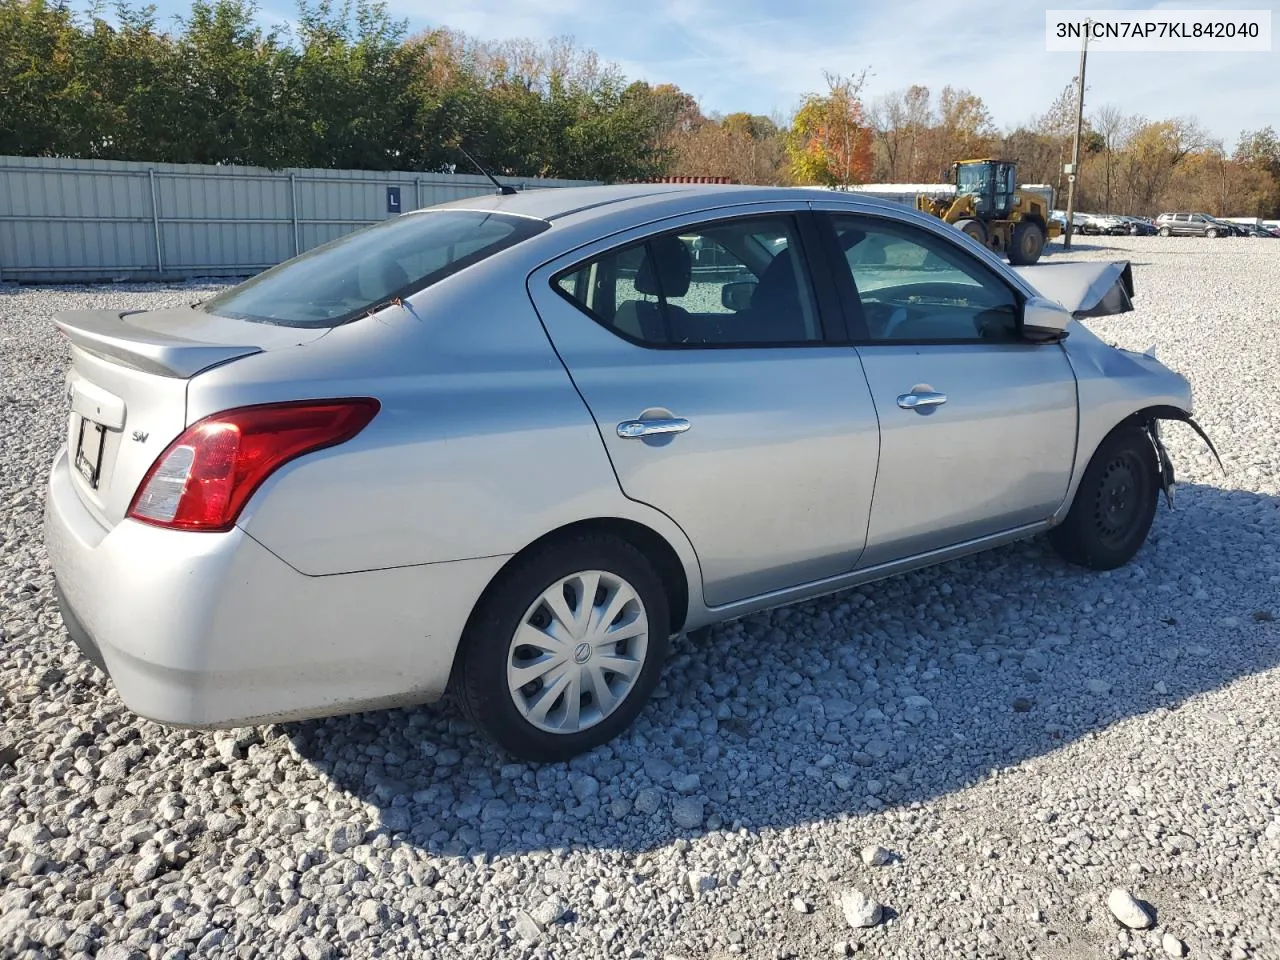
[55,306,327,528]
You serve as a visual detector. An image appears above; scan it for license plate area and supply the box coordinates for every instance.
[75,417,107,489]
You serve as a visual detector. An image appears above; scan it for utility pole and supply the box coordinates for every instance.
[1063,21,1089,250]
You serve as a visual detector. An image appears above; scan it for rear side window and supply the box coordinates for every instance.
[201,210,548,327]
[553,215,821,347]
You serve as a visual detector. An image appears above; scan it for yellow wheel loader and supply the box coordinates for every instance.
[916,159,1061,265]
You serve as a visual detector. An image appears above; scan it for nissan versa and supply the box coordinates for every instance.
[44,184,1215,761]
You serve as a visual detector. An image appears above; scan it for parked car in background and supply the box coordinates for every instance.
[1118,216,1157,236]
[1077,214,1131,236]
[45,183,1214,760]
[1156,212,1230,237]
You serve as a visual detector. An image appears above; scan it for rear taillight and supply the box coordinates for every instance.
[127,399,380,532]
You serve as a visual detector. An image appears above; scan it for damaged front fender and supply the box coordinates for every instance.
[1134,406,1225,510]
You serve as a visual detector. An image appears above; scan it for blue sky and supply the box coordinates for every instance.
[116,0,1277,145]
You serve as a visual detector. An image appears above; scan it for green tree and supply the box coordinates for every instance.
[0,0,87,155]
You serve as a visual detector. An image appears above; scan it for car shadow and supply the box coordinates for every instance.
[284,482,1279,857]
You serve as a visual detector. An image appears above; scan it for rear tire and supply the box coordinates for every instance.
[955,219,988,245]
[1008,220,1046,265]
[1049,424,1159,571]
[453,534,670,762]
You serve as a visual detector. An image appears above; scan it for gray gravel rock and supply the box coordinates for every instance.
[672,797,705,829]
[1163,933,1188,957]
[634,787,663,816]
[7,822,50,851]
[839,889,883,928]
[512,911,541,943]
[1108,888,1155,929]
[531,896,567,928]
[686,870,717,899]
[860,844,892,867]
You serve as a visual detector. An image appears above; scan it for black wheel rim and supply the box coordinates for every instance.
[1091,452,1145,549]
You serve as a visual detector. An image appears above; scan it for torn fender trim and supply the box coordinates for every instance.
[1143,421,1177,509]
[1012,260,1134,318]
[1138,405,1226,475]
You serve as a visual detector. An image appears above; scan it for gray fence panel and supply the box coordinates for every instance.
[0,156,598,283]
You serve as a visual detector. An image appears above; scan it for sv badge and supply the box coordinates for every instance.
[131,430,149,443]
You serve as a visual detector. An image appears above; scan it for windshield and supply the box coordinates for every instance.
[956,164,988,195]
[201,210,548,327]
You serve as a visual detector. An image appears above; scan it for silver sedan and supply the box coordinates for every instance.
[44,184,1214,760]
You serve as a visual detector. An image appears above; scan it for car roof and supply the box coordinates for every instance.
[426,182,907,224]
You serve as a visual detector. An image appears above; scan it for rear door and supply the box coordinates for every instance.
[527,206,881,607]
[811,207,1079,566]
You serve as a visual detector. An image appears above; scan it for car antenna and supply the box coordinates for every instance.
[457,146,517,196]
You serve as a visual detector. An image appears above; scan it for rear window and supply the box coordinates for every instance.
[200,210,548,327]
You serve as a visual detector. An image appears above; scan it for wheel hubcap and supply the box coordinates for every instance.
[1092,454,1143,548]
[507,570,649,735]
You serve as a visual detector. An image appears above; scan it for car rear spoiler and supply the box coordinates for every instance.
[53,310,263,378]
[1011,261,1135,318]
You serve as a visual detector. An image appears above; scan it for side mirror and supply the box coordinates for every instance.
[721,280,757,312]
[1021,296,1073,342]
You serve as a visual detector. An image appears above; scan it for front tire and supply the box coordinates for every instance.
[1008,220,1046,265]
[954,218,988,246]
[1049,424,1159,570]
[453,535,670,762]
[1206,228,1219,238]
[1159,226,1172,237]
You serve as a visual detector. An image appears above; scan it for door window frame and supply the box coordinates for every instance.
[812,210,1036,347]
[548,210,849,350]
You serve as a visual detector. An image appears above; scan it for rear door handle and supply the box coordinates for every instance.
[897,391,947,410]
[617,417,691,439]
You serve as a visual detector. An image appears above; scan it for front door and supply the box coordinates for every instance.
[817,209,1079,566]
[527,208,881,607]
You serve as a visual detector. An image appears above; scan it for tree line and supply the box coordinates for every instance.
[3,0,1277,217]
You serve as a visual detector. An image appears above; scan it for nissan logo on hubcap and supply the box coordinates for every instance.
[573,642,591,664]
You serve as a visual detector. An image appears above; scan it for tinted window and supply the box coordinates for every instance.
[202,210,548,327]
[555,216,820,346]
[829,215,1019,342]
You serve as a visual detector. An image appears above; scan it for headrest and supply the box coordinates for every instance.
[635,235,692,298]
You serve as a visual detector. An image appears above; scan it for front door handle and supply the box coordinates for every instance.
[897,391,947,410]
[617,417,691,439]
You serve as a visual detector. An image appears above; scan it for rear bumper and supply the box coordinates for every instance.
[44,447,509,727]
[54,579,107,674]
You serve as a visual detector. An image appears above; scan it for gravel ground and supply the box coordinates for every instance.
[2,236,1279,960]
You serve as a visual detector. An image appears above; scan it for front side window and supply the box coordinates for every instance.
[828,214,1020,343]
[201,210,548,327]
[554,216,821,346]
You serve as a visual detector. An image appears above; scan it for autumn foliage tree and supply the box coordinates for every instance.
[787,71,874,187]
